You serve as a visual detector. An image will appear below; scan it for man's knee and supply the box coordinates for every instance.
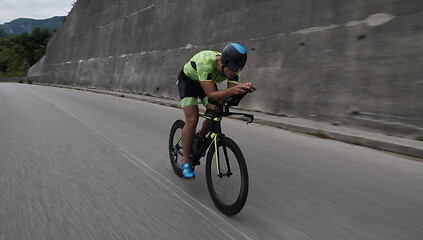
[183,105,199,126]
[185,113,199,126]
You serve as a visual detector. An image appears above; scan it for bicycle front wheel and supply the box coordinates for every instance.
[206,136,249,216]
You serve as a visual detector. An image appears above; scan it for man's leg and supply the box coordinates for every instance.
[198,105,216,137]
[182,104,199,164]
[199,120,211,137]
[198,97,215,137]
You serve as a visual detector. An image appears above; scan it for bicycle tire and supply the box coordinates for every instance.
[205,136,249,216]
[169,119,185,177]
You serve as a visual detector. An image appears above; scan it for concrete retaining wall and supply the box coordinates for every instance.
[29,0,423,137]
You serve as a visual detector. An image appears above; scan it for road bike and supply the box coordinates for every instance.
[168,93,254,215]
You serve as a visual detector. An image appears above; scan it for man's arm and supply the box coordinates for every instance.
[200,81,254,102]
[227,82,238,89]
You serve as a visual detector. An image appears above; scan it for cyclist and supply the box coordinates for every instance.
[176,43,255,178]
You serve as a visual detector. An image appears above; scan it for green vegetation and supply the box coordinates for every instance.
[0,27,52,77]
[0,29,10,39]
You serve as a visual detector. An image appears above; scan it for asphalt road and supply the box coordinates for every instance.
[1,83,422,240]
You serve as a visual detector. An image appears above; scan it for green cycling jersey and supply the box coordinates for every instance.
[183,50,240,84]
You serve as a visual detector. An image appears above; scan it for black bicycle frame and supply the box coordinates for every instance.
[190,93,255,176]
[192,117,223,163]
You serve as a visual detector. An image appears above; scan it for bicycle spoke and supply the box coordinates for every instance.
[173,136,182,149]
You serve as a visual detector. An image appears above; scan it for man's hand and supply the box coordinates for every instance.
[232,82,256,95]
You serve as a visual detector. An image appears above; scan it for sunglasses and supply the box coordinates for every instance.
[226,62,244,73]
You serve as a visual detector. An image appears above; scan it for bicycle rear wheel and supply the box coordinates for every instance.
[206,136,249,216]
[169,119,185,177]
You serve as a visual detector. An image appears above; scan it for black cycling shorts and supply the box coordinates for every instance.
[177,70,207,100]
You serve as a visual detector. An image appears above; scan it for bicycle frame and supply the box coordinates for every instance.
[172,93,254,176]
[191,114,224,176]
[194,107,253,176]
[169,92,254,215]
[171,116,223,173]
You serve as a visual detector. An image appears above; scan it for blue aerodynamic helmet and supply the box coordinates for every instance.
[221,43,247,72]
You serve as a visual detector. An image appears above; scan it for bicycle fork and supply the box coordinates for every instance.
[211,133,232,178]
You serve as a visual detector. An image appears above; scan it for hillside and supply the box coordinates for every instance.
[0,16,64,35]
[0,28,9,38]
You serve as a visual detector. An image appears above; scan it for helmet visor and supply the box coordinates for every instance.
[226,61,244,72]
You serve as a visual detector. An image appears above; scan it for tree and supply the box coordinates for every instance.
[0,27,51,77]
[0,29,10,39]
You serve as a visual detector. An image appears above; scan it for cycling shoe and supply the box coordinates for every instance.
[181,163,195,179]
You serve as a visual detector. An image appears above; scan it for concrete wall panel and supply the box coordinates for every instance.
[29,0,423,136]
